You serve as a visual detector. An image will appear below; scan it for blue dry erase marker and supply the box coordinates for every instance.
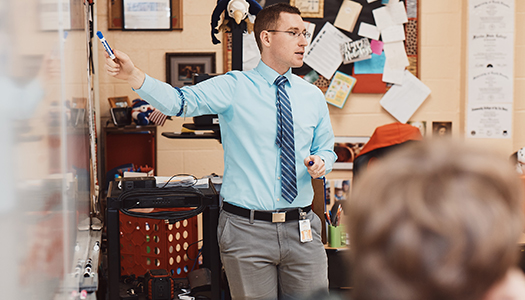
[96,31,116,60]
[309,161,314,166]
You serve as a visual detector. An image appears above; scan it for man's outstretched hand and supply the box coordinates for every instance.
[104,49,145,90]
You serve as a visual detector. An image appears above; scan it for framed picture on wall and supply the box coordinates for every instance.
[109,0,183,30]
[108,96,131,108]
[123,0,171,30]
[333,136,370,170]
[166,53,216,87]
[432,121,452,137]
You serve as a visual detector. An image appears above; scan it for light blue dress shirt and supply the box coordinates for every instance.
[135,61,337,210]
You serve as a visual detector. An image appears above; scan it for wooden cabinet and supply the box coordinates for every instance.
[101,125,157,195]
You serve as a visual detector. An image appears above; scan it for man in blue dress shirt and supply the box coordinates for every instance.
[105,3,337,299]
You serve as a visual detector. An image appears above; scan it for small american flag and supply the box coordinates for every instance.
[148,109,169,126]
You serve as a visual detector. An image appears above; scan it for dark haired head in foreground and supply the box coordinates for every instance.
[349,140,525,300]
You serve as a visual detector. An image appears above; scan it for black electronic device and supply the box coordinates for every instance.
[193,115,219,127]
[110,178,216,209]
[110,107,132,126]
[188,268,212,293]
[115,177,156,191]
[192,73,216,85]
[144,269,174,300]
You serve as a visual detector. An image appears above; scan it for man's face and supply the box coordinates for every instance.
[265,12,308,73]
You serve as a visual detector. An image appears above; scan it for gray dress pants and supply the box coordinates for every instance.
[217,209,329,300]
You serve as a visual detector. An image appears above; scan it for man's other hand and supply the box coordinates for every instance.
[304,155,325,179]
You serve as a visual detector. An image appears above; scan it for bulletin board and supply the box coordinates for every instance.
[263,0,420,94]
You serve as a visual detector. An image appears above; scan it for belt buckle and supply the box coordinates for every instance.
[272,212,286,223]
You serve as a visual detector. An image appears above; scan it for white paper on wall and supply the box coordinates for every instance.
[304,22,352,79]
[380,70,431,123]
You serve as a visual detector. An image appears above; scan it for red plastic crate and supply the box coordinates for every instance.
[119,208,199,278]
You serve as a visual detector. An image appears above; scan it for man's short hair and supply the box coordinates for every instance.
[349,140,524,300]
[253,3,301,52]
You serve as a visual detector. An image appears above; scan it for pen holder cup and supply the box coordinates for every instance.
[328,225,346,248]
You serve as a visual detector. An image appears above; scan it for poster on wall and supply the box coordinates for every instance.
[467,104,512,139]
[469,0,514,34]
[467,0,514,139]
[468,32,514,104]
[469,32,513,74]
[468,69,513,104]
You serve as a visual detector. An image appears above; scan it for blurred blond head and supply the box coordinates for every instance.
[349,139,524,300]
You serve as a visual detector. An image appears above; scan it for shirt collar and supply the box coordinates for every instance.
[255,61,293,87]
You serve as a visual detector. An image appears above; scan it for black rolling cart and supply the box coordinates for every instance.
[106,178,222,299]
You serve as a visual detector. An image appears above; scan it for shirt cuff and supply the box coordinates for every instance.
[131,73,150,92]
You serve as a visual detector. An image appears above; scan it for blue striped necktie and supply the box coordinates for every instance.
[274,75,297,204]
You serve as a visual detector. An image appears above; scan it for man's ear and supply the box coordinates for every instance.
[260,30,271,48]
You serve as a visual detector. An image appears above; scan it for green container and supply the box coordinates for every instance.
[328,225,342,248]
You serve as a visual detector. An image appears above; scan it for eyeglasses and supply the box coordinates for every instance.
[267,30,311,39]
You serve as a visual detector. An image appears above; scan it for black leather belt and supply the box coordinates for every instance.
[222,202,311,223]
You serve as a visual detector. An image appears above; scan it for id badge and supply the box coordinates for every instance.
[299,219,313,243]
